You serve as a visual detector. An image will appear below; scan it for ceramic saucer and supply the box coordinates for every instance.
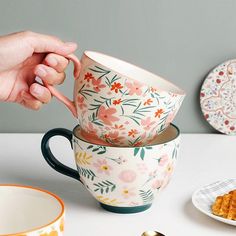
[200,59,236,134]
[192,178,236,226]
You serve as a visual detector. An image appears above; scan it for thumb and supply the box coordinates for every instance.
[25,31,77,55]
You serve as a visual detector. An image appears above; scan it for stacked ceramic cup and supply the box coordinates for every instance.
[41,51,185,213]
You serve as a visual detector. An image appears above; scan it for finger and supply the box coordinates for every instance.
[34,64,66,85]
[24,31,77,55]
[21,91,42,110]
[30,83,51,104]
[44,53,69,73]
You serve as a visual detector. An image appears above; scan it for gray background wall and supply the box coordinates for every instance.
[0,0,235,133]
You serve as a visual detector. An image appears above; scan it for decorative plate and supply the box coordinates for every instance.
[200,59,236,134]
[192,178,236,226]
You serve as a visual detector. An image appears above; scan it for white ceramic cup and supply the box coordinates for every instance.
[0,185,64,236]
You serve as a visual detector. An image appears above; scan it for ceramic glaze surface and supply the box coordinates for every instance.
[0,185,64,236]
[200,59,236,134]
[74,51,185,146]
[72,124,180,208]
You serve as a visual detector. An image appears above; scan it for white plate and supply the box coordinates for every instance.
[192,179,236,226]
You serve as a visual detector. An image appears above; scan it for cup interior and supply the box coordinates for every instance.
[148,124,179,145]
[74,123,179,147]
[0,185,64,235]
[84,51,185,95]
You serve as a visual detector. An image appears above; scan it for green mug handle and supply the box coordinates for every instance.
[41,128,81,181]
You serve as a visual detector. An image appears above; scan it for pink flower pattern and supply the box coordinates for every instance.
[77,96,87,110]
[104,131,125,144]
[97,106,119,126]
[118,170,137,183]
[158,154,169,166]
[81,123,99,140]
[137,163,148,174]
[86,123,97,133]
[141,117,156,130]
[92,78,106,92]
[93,159,112,175]
[152,179,163,189]
[125,81,144,95]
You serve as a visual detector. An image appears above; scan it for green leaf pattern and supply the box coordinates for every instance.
[77,166,96,181]
[139,190,154,204]
[94,181,116,194]
[134,146,153,160]
[87,145,107,154]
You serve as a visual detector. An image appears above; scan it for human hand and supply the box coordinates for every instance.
[0,31,78,110]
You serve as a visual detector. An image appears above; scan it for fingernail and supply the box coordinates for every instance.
[47,57,57,67]
[35,66,47,77]
[32,85,44,96]
[65,42,77,48]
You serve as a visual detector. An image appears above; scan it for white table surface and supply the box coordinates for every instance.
[0,133,235,236]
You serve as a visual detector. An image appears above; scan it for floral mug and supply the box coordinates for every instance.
[41,124,180,214]
[49,51,185,146]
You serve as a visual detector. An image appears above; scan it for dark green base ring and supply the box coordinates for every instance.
[100,203,152,214]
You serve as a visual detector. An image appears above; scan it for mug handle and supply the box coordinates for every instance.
[41,128,81,181]
[44,54,81,118]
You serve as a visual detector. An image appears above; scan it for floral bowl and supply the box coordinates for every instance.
[0,185,64,236]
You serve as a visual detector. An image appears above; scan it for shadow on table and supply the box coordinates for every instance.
[184,199,235,232]
[3,173,102,212]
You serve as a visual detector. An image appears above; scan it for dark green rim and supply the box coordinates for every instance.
[99,203,152,214]
[73,123,180,148]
